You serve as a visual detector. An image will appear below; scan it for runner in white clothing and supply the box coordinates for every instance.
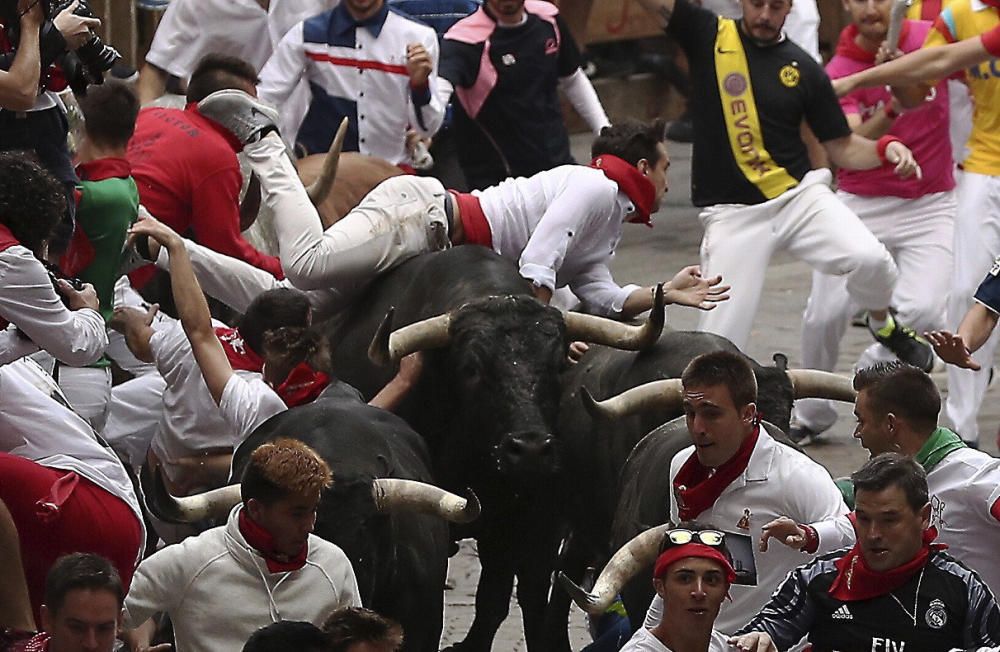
[761,362,1000,594]
[183,91,729,321]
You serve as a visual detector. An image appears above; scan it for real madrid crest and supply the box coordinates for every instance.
[925,598,947,629]
[779,62,800,88]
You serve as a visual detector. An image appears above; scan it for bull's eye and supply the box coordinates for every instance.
[461,363,481,383]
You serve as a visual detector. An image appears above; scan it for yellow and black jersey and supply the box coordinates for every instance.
[666,0,851,207]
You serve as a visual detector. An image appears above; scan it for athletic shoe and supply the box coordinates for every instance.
[867,314,935,372]
[789,424,823,446]
[196,90,280,145]
[665,117,694,143]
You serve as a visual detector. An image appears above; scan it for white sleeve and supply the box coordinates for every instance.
[518,184,614,292]
[143,0,201,78]
[123,542,192,627]
[156,238,290,314]
[558,69,611,135]
[258,23,310,110]
[569,262,640,317]
[218,375,287,444]
[787,457,853,549]
[408,30,446,137]
[148,322,193,381]
[810,514,857,554]
[0,326,40,365]
[0,249,107,366]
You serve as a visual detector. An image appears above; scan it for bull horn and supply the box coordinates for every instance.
[559,523,672,615]
[581,379,684,421]
[787,369,857,403]
[139,463,242,525]
[562,284,665,351]
[305,117,349,204]
[368,309,452,366]
[371,478,480,523]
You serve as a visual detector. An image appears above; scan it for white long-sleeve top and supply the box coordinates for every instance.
[643,430,852,634]
[0,246,106,366]
[0,357,145,560]
[124,505,361,652]
[476,165,641,317]
[259,4,445,164]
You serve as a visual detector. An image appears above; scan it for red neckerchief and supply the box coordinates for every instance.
[215,327,264,372]
[835,22,912,63]
[673,425,761,521]
[829,522,946,601]
[983,0,1000,8]
[75,157,131,182]
[275,362,330,407]
[238,509,308,573]
[186,102,245,153]
[589,155,656,227]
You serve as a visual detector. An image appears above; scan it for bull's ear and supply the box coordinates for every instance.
[375,454,393,477]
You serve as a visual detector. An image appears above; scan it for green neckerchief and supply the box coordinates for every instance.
[915,427,967,473]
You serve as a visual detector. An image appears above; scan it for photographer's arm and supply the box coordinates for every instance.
[0,2,43,111]
[136,62,168,106]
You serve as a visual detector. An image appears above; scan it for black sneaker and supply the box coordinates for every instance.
[789,424,823,446]
[197,89,280,145]
[665,117,694,143]
[868,315,935,372]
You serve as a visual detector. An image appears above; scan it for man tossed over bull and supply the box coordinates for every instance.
[186,90,729,321]
[733,454,1000,652]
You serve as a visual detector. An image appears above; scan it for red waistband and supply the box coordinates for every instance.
[451,191,492,248]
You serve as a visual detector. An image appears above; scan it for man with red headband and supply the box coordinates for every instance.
[733,454,1000,652]
[624,524,776,652]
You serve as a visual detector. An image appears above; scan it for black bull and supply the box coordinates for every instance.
[326,245,664,652]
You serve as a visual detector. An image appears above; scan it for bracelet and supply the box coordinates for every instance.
[800,524,819,554]
[876,135,902,166]
[884,103,899,120]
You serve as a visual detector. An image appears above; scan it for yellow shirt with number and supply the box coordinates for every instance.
[923,0,1000,175]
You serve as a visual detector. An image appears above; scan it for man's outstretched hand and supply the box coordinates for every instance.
[925,330,980,370]
[664,265,731,311]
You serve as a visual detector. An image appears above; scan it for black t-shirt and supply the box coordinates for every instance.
[440,10,582,189]
[667,0,850,206]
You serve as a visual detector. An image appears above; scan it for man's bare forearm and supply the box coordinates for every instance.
[0,22,41,111]
[958,302,999,354]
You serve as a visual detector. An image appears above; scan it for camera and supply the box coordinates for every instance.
[0,0,120,95]
[44,261,86,307]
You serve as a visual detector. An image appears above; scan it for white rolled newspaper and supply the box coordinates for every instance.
[886,0,912,52]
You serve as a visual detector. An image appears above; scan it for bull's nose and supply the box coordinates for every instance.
[500,431,556,465]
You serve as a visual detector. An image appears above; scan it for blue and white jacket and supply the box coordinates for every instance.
[259,2,445,163]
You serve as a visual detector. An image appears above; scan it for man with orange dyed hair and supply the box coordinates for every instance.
[121,438,360,652]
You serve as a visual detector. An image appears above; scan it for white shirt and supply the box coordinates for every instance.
[144,0,272,79]
[148,321,259,473]
[0,358,145,558]
[259,7,445,164]
[219,374,288,443]
[644,430,852,634]
[0,245,106,366]
[476,165,641,316]
[928,447,1000,594]
[124,505,361,652]
[622,627,732,652]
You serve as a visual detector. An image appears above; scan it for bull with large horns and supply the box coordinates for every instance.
[143,395,479,652]
[325,243,669,652]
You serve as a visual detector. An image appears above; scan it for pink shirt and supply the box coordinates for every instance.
[826,21,955,198]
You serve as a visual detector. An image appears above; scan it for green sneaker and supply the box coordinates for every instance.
[867,314,934,372]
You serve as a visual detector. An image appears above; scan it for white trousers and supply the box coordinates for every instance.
[944,171,1000,443]
[246,134,449,300]
[697,169,898,351]
[104,373,167,472]
[795,190,956,432]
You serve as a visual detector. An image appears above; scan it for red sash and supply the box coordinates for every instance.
[829,522,946,601]
[215,327,264,372]
[589,155,656,226]
[673,425,760,521]
[238,509,308,573]
[453,191,492,247]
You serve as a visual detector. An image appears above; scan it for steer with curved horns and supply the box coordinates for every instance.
[142,395,479,652]
[546,335,855,650]
[323,244,665,652]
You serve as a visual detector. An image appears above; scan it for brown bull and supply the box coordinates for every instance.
[296,151,402,227]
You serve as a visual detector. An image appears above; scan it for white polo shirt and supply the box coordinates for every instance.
[219,374,287,443]
[622,627,732,652]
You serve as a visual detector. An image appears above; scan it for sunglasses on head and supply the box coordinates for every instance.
[664,529,726,547]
